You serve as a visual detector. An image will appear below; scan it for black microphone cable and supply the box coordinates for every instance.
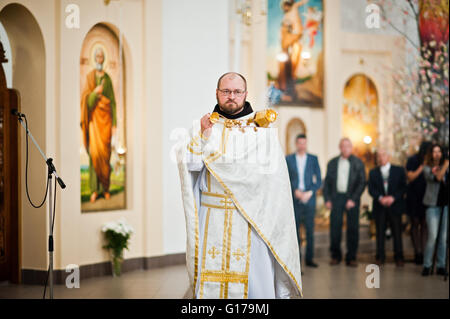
[23,115,49,208]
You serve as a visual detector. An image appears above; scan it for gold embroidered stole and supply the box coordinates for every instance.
[198,170,252,299]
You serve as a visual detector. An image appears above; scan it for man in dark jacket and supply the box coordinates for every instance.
[368,149,407,267]
[286,134,322,268]
[323,138,366,267]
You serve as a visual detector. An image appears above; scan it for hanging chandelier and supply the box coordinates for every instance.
[235,0,267,26]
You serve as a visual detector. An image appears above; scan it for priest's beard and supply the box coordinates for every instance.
[217,97,245,115]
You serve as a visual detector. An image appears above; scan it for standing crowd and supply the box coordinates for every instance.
[286,135,449,276]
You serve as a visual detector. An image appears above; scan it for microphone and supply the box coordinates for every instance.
[56,177,66,189]
[11,108,25,118]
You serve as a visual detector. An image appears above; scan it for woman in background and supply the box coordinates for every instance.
[422,144,449,276]
[406,141,431,265]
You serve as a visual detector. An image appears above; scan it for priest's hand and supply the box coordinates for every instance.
[325,201,332,210]
[201,113,214,138]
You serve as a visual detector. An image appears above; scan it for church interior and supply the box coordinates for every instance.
[0,0,448,300]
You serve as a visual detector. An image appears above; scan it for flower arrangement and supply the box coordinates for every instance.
[102,218,134,277]
[370,0,449,163]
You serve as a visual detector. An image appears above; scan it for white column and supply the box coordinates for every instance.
[233,0,242,72]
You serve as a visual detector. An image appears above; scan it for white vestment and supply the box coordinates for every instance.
[176,111,302,299]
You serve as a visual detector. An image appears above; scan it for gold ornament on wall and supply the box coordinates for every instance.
[235,0,267,26]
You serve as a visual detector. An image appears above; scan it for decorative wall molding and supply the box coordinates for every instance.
[21,253,186,285]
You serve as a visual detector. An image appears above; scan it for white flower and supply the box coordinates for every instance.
[102,218,134,236]
[102,222,117,233]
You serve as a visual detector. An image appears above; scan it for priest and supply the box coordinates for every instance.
[176,72,302,299]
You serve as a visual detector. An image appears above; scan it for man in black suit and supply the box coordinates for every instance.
[368,149,407,267]
[286,134,322,268]
[323,138,366,267]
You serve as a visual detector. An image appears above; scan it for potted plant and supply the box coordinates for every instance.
[102,218,134,277]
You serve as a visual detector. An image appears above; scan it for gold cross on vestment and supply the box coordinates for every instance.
[232,248,245,261]
[208,246,220,259]
[220,197,234,209]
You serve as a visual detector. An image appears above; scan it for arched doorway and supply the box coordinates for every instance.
[285,117,307,155]
[342,74,379,174]
[0,3,46,283]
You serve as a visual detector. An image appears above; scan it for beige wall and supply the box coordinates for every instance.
[143,0,164,261]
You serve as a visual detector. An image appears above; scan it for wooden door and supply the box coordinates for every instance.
[0,40,20,283]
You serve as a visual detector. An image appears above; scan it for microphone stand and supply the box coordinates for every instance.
[15,113,66,299]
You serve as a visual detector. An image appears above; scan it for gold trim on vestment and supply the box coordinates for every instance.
[205,124,228,163]
[200,207,211,299]
[193,192,199,298]
[224,195,233,299]
[190,135,199,146]
[202,160,303,297]
[200,202,238,210]
[187,132,202,155]
[201,192,235,210]
[202,191,227,198]
[200,129,210,141]
[187,145,202,155]
[244,222,251,298]
[222,124,229,154]
[207,170,211,192]
[187,127,211,156]
[220,202,229,299]
[201,271,249,284]
[198,181,251,299]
